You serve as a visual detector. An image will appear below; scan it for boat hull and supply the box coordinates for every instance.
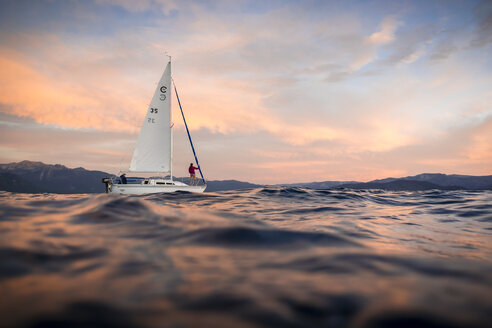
[109,184,206,194]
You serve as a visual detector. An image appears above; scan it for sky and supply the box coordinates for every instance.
[0,0,490,184]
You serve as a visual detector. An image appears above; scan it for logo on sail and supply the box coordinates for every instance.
[160,86,167,101]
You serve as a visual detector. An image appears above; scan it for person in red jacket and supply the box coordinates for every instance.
[188,163,200,186]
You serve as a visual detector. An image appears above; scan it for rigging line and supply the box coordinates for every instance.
[172,79,206,183]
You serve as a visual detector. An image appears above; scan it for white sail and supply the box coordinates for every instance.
[129,61,172,172]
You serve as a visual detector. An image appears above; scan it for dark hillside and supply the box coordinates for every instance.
[0,161,111,193]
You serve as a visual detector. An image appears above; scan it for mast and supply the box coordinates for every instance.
[169,56,173,181]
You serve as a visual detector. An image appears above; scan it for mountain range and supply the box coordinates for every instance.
[280,174,492,191]
[0,161,491,194]
[289,173,492,191]
[0,161,112,193]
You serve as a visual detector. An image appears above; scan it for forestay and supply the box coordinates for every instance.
[130,61,172,172]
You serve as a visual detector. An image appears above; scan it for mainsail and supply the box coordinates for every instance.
[129,61,172,172]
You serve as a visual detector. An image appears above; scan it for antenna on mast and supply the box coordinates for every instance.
[164,51,171,61]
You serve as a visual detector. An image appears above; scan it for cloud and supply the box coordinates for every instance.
[400,44,427,63]
[465,115,492,162]
[429,37,458,61]
[0,48,146,133]
[382,115,492,175]
[95,0,179,15]
[0,111,136,173]
[378,24,436,65]
[469,0,492,48]
[369,15,401,45]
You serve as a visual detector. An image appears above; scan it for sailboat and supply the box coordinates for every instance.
[103,58,206,194]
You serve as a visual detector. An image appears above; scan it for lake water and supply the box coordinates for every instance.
[0,188,491,328]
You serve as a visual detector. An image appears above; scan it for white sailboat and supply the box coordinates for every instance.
[103,58,206,194]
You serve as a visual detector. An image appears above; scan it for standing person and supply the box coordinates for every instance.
[188,163,199,186]
[120,173,127,184]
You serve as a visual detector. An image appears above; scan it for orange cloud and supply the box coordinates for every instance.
[0,50,143,133]
[466,117,492,162]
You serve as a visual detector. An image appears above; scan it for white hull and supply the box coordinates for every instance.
[110,183,206,194]
[108,178,206,194]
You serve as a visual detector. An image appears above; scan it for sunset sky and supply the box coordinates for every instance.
[0,0,490,183]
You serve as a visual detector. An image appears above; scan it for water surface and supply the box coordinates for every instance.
[0,188,491,327]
